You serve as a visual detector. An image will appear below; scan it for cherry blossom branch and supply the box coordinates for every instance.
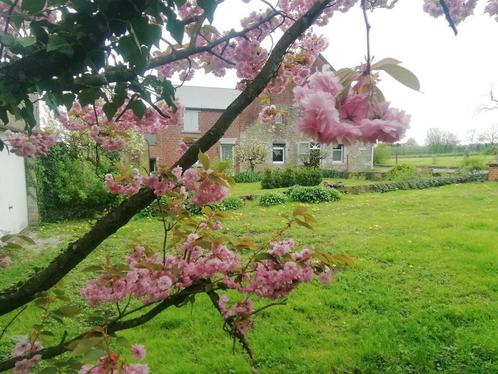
[0,0,20,59]
[361,0,372,74]
[439,0,458,35]
[0,0,333,316]
[206,289,254,360]
[0,281,209,372]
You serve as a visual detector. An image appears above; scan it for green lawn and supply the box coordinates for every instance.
[385,154,496,168]
[1,182,498,373]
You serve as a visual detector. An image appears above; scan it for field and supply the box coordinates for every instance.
[385,154,496,168]
[1,182,498,373]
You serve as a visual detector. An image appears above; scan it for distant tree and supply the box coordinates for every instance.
[374,144,392,165]
[478,124,498,145]
[425,128,459,153]
[236,139,267,172]
[404,137,418,146]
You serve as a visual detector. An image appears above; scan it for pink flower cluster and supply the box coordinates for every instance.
[11,339,43,374]
[259,105,277,124]
[5,131,57,157]
[105,169,142,196]
[485,0,498,20]
[423,0,477,24]
[224,240,332,299]
[79,351,148,374]
[0,256,12,268]
[59,99,184,151]
[218,296,254,334]
[81,242,240,306]
[294,66,410,144]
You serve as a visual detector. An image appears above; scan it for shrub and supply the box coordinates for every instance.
[322,169,350,179]
[286,186,341,203]
[281,167,297,187]
[387,164,419,181]
[374,144,392,165]
[36,144,117,221]
[218,197,244,211]
[371,174,486,193]
[295,167,322,186]
[460,156,486,172]
[234,172,261,183]
[261,168,322,189]
[259,192,288,207]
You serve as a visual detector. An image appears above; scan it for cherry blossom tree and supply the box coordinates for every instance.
[1,0,498,372]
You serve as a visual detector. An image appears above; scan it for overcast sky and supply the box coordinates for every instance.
[183,1,498,145]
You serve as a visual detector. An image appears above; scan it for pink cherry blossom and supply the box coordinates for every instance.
[131,345,146,360]
[0,256,12,268]
[259,105,278,125]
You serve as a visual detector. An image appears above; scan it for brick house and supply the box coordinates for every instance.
[148,59,374,172]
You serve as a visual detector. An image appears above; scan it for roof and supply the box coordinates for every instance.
[175,86,241,110]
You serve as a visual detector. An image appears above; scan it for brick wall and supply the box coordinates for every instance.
[149,55,373,172]
[489,164,498,181]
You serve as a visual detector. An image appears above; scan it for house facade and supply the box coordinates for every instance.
[149,58,374,172]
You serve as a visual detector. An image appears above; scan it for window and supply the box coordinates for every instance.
[149,158,157,173]
[143,134,157,145]
[183,110,200,132]
[332,144,344,163]
[272,143,285,164]
[275,113,283,125]
[298,142,321,167]
[220,143,234,162]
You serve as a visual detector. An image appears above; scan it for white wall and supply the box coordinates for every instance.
[0,148,28,235]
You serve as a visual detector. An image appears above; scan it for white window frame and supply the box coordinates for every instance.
[332,144,345,164]
[183,109,200,133]
[272,143,286,164]
[219,138,236,162]
[297,141,310,165]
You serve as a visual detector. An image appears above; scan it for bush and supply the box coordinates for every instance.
[280,167,297,187]
[374,144,392,165]
[460,156,486,172]
[322,169,350,179]
[259,192,288,207]
[371,173,486,193]
[261,168,322,189]
[387,164,419,181]
[218,197,244,211]
[295,168,322,186]
[36,144,117,221]
[286,186,341,203]
[234,172,261,183]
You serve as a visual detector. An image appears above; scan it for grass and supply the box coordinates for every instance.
[1,182,498,373]
[385,154,496,168]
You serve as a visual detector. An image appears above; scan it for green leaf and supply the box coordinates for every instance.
[17,36,37,48]
[198,151,210,169]
[118,35,147,72]
[46,35,74,56]
[164,8,184,44]
[371,57,401,70]
[61,93,75,110]
[198,0,217,23]
[130,17,162,48]
[103,102,118,120]
[78,87,102,107]
[0,31,16,47]
[22,0,46,14]
[377,64,420,91]
[130,100,146,118]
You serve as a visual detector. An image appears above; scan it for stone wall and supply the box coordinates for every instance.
[489,164,498,181]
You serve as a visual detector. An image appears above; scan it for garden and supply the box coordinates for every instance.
[1,181,498,373]
[1,0,498,373]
